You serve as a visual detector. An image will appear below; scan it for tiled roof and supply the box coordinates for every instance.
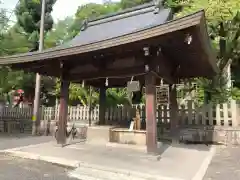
[61,3,172,48]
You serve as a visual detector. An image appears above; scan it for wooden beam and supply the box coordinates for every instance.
[11,60,59,70]
[90,54,116,69]
[151,71,175,84]
[78,76,144,88]
[16,61,61,77]
[67,66,146,82]
[67,50,140,70]
[152,51,177,84]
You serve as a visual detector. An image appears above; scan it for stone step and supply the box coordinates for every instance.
[68,165,178,180]
[69,167,144,180]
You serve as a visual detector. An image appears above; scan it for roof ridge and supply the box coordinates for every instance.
[79,1,164,30]
[89,2,155,23]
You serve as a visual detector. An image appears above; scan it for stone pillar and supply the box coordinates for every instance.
[57,78,69,145]
[145,72,157,153]
[99,86,106,125]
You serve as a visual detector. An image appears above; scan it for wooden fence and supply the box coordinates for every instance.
[42,100,240,127]
[0,100,239,133]
[0,107,32,133]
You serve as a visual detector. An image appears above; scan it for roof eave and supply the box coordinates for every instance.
[0,10,204,65]
[198,12,219,76]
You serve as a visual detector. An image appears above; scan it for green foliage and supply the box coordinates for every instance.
[0,0,57,105]
[196,76,231,104]
[68,84,99,106]
[15,0,56,47]
[14,0,57,105]
[55,80,131,107]
[70,2,120,37]
[15,0,56,33]
[0,8,8,32]
[106,88,131,107]
[45,17,74,48]
[120,0,152,9]
[232,87,240,100]
[0,7,28,98]
[172,0,240,103]
[0,26,31,55]
[70,0,158,37]
[163,0,193,14]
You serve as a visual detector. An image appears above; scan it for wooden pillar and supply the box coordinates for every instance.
[145,72,157,153]
[57,74,70,145]
[169,84,179,139]
[99,86,106,125]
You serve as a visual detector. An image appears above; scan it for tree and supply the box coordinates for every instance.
[167,0,240,103]
[0,8,8,32]
[13,0,57,105]
[120,0,152,9]
[0,7,23,101]
[15,0,56,48]
[162,0,193,14]
[106,88,131,107]
[0,7,9,55]
[0,26,31,55]
[70,2,120,37]
[45,17,74,48]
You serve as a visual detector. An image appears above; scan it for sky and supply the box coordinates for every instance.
[1,0,119,23]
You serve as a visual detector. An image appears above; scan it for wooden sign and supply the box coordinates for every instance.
[127,81,140,92]
[156,86,169,105]
[142,86,169,104]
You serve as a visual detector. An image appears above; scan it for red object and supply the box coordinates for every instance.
[13,89,25,104]
[17,89,24,94]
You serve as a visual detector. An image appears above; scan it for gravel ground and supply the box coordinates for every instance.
[0,153,78,180]
[203,146,240,180]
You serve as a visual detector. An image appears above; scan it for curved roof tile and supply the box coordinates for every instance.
[61,5,172,48]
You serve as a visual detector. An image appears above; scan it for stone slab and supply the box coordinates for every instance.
[2,141,215,180]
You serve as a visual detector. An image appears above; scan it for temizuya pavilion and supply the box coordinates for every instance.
[0,2,217,153]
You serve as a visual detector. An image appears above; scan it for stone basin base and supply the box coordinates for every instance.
[109,127,146,145]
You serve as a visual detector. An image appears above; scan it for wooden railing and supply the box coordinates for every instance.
[0,107,32,133]
[42,100,240,127]
[0,100,239,133]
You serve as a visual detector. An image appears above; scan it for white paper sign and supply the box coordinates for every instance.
[129,121,134,131]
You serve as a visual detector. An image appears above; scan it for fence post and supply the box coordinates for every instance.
[55,104,59,121]
[208,103,213,125]
[223,103,228,126]
[187,100,193,125]
[231,100,238,127]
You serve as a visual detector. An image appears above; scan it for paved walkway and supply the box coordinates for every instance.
[203,146,240,180]
[0,133,53,150]
[3,141,215,180]
[0,153,77,180]
[2,133,240,180]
